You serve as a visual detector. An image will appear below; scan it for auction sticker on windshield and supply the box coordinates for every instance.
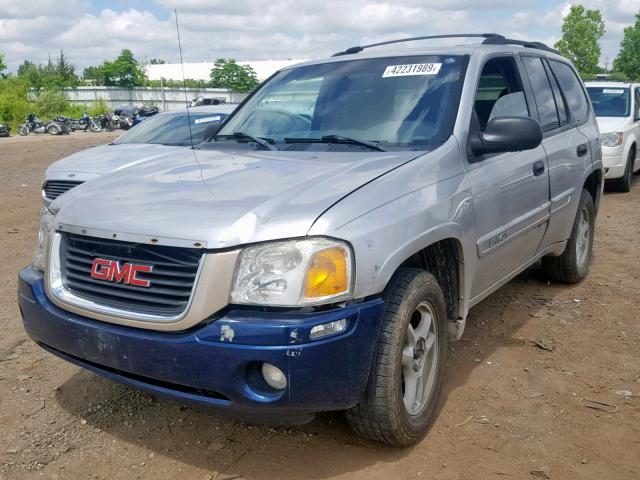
[382,63,442,78]
[194,116,222,124]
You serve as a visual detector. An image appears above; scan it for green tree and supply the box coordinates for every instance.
[613,12,640,81]
[554,5,605,75]
[0,53,7,77]
[149,58,166,64]
[0,76,32,129]
[54,50,78,86]
[32,89,70,118]
[16,51,79,89]
[17,60,43,88]
[209,59,259,92]
[98,49,146,87]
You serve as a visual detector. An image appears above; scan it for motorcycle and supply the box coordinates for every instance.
[95,114,116,132]
[68,112,102,132]
[18,114,67,136]
[0,123,10,137]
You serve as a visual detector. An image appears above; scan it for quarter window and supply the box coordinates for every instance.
[550,60,590,123]
[522,56,560,132]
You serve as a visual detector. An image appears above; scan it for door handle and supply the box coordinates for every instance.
[577,144,588,157]
[532,160,546,177]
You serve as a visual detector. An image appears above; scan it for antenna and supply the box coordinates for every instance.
[174,9,195,149]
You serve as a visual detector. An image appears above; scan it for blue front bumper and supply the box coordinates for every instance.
[18,267,384,417]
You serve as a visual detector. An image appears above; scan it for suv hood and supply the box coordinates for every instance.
[54,147,421,249]
[596,117,629,134]
[45,143,185,177]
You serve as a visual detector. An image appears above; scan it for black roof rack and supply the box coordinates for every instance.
[332,33,559,57]
[481,36,560,55]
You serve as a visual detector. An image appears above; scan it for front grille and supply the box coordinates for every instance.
[43,180,84,201]
[60,233,203,316]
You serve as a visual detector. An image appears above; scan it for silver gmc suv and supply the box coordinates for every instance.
[19,34,603,447]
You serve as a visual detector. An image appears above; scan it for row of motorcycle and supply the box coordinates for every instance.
[7,105,161,137]
[16,113,118,136]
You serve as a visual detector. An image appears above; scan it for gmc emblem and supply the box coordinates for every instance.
[90,258,153,287]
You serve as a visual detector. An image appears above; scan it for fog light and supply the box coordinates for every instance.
[309,319,347,340]
[261,363,287,390]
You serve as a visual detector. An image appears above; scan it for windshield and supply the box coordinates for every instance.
[217,55,466,150]
[587,87,630,117]
[114,111,229,146]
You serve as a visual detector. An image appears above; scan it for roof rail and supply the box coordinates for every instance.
[332,33,560,57]
[332,33,504,56]
[481,36,560,55]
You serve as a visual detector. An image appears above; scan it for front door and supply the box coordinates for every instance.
[466,55,550,298]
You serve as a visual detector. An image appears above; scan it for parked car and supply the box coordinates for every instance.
[585,82,640,192]
[0,123,10,137]
[20,34,603,446]
[40,104,236,206]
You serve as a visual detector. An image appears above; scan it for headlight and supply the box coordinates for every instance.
[231,238,353,307]
[600,132,623,147]
[32,208,56,271]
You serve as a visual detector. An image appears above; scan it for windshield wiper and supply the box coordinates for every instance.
[217,132,275,151]
[285,135,385,152]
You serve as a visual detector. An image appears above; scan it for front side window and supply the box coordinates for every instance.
[114,111,229,146]
[522,56,560,132]
[586,87,630,118]
[216,55,467,150]
[550,61,589,123]
[473,56,529,131]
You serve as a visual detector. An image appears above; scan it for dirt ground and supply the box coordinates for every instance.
[0,132,639,480]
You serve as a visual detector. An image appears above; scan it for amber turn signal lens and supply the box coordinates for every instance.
[304,247,349,298]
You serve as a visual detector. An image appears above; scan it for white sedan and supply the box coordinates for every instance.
[586,82,640,192]
[42,104,236,206]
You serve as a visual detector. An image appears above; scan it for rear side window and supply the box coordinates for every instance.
[550,61,590,123]
[545,62,569,126]
[522,57,559,132]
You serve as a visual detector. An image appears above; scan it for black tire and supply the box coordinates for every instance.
[614,147,635,193]
[18,126,29,136]
[346,268,448,447]
[542,189,595,284]
[47,124,61,135]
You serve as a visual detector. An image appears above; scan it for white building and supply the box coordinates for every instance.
[146,60,307,82]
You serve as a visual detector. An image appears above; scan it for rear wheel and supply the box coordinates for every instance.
[47,124,61,135]
[542,189,595,283]
[346,268,447,446]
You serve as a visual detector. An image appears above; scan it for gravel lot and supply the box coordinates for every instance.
[0,133,639,480]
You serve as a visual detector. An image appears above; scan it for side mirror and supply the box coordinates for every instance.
[470,116,542,156]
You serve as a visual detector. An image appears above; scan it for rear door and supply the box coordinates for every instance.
[521,56,592,248]
[466,55,551,297]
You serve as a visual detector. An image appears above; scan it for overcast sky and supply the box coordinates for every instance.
[0,0,638,73]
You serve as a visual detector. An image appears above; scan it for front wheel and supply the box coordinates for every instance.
[18,125,29,136]
[346,268,448,446]
[614,148,635,193]
[542,189,595,283]
[89,122,102,133]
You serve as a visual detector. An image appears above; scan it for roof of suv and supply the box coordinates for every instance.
[285,35,568,71]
